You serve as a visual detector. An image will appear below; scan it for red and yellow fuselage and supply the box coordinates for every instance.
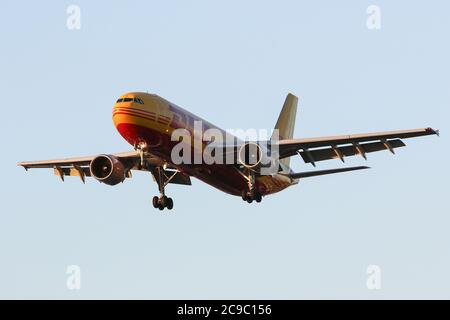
[113,92,292,197]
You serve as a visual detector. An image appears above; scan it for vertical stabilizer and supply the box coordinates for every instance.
[272,93,298,167]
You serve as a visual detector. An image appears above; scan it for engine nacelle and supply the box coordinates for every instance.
[90,155,126,185]
[238,142,264,170]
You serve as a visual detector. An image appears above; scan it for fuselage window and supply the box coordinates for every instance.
[123,98,133,102]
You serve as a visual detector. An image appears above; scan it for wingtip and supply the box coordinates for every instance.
[17,162,28,171]
[426,127,440,136]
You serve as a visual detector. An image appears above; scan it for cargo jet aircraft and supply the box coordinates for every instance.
[18,92,438,210]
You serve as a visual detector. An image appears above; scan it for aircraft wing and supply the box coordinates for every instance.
[17,151,143,183]
[18,151,141,169]
[276,127,439,166]
[17,151,186,184]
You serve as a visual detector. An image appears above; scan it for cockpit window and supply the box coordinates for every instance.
[117,97,144,104]
[134,97,144,104]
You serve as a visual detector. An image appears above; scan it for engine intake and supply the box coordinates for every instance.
[90,155,125,185]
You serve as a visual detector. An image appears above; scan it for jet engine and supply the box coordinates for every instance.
[90,155,126,185]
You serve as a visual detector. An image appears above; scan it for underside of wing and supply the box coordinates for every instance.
[18,151,142,183]
[277,127,438,166]
[17,151,181,183]
[18,151,141,169]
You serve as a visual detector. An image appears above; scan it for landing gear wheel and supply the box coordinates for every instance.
[152,195,174,211]
[160,196,168,208]
[241,189,262,204]
[166,197,174,210]
[152,196,159,208]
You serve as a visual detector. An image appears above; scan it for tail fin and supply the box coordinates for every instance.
[272,93,298,167]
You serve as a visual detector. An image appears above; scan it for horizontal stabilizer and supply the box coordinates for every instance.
[289,166,370,179]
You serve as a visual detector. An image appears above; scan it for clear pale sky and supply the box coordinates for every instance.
[0,0,449,299]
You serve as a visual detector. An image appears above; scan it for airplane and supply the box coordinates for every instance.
[18,92,439,210]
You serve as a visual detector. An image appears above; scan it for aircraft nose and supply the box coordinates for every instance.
[112,96,164,148]
[112,100,154,124]
[112,101,135,127]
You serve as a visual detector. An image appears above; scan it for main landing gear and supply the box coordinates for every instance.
[240,169,262,204]
[152,166,175,211]
[241,190,262,203]
[152,195,173,210]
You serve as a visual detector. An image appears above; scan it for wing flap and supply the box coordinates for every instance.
[299,139,405,163]
[280,127,437,150]
[55,167,92,178]
[53,166,92,183]
[276,127,438,164]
